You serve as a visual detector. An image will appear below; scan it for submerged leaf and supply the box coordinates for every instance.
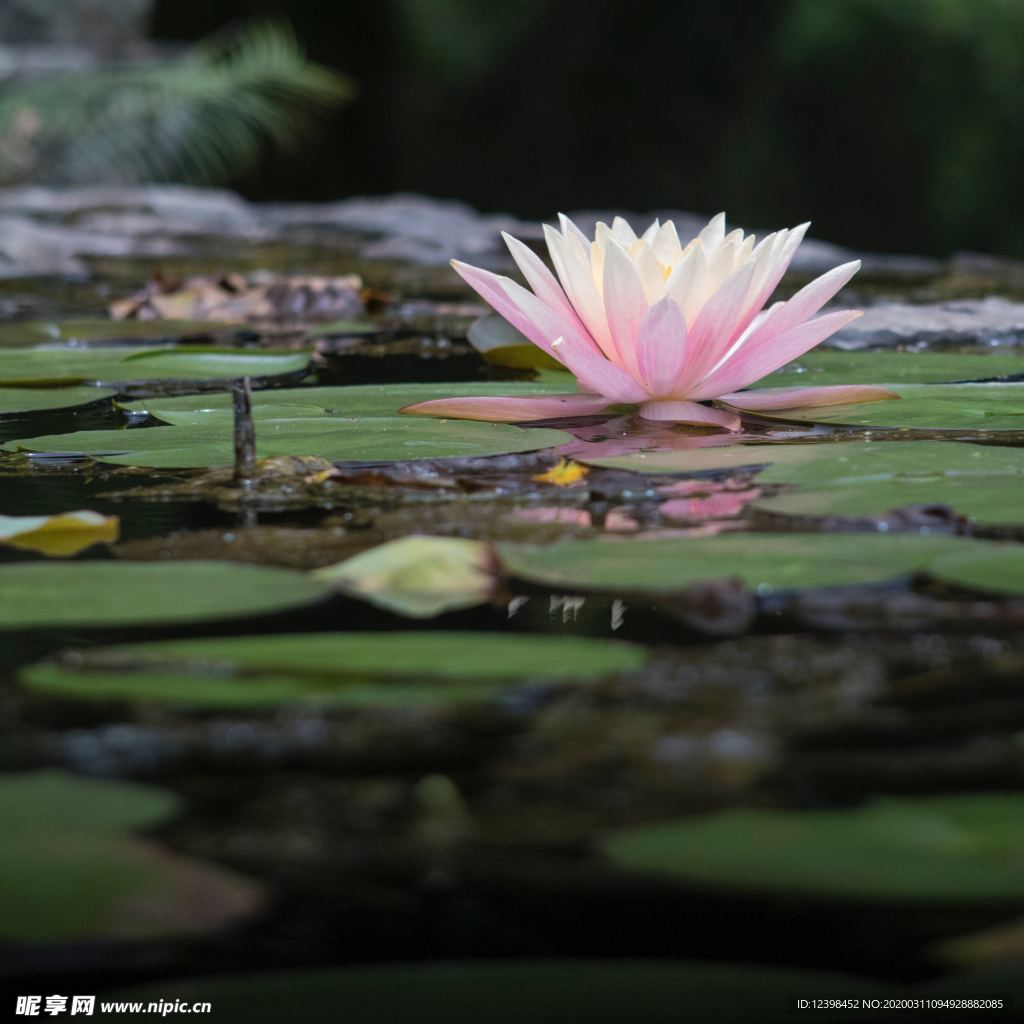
[0,510,119,556]
[315,536,493,617]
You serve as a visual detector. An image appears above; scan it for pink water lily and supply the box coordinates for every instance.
[401,213,898,431]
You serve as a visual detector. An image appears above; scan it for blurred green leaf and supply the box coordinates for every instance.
[602,794,1024,902]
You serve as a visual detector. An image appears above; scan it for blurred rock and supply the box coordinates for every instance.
[828,297,1024,350]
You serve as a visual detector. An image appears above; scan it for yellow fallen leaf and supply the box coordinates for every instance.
[532,459,589,487]
[304,468,338,485]
[314,535,493,617]
[0,510,120,557]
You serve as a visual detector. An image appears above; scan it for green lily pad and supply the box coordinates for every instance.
[930,545,1024,597]
[105,961,885,1024]
[755,383,1024,430]
[583,439,1024,478]
[497,533,983,593]
[304,320,383,338]
[758,476,1024,523]
[0,346,310,386]
[0,385,116,417]
[601,794,1024,902]
[6,383,574,466]
[759,349,1024,388]
[21,632,647,707]
[122,380,572,419]
[0,560,328,630]
[0,319,224,348]
[0,771,260,943]
[584,441,1024,525]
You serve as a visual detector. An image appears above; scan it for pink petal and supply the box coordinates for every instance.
[602,239,648,378]
[717,384,900,411]
[452,260,599,364]
[690,310,863,398]
[680,259,758,386]
[690,260,861,398]
[732,223,809,336]
[451,260,566,360]
[556,340,650,403]
[635,297,688,396]
[400,393,613,423]
[637,400,741,431]
[543,224,619,362]
[501,231,589,335]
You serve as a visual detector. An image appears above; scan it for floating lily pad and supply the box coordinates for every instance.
[583,439,1024,478]
[601,794,1024,902]
[758,476,1024,523]
[0,319,224,348]
[0,771,260,943]
[584,441,1024,524]
[497,534,982,593]
[0,385,116,417]
[21,632,647,707]
[930,545,1024,597]
[0,347,310,386]
[315,536,493,617]
[755,383,1024,430]
[0,560,327,629]
[107,961,885,1024]
[6,383,574,467]
[759,349,1024,388]
[122,380,572,419]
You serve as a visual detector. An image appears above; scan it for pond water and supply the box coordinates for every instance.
[3,247,1024,1021]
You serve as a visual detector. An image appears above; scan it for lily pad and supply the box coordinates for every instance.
[6,383,574,467]
[754,383,1024,430]
[584,441,1024,525]
[930,545,1024,597]
[758,477,1024,523]
[314,536,493,617]
[759,349,1024,388]
[0,385,116,417]
[0,771,260,943]
[497,534,983,593]
[0,346,310,386]
[21,632,647,707]
[122,380,573,419]
[601,794,1024,902]
[0,319,223,348]
[0,560,328,630]
[582,439,1024,478]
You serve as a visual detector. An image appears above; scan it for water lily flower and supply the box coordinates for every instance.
[401,213,897,430]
